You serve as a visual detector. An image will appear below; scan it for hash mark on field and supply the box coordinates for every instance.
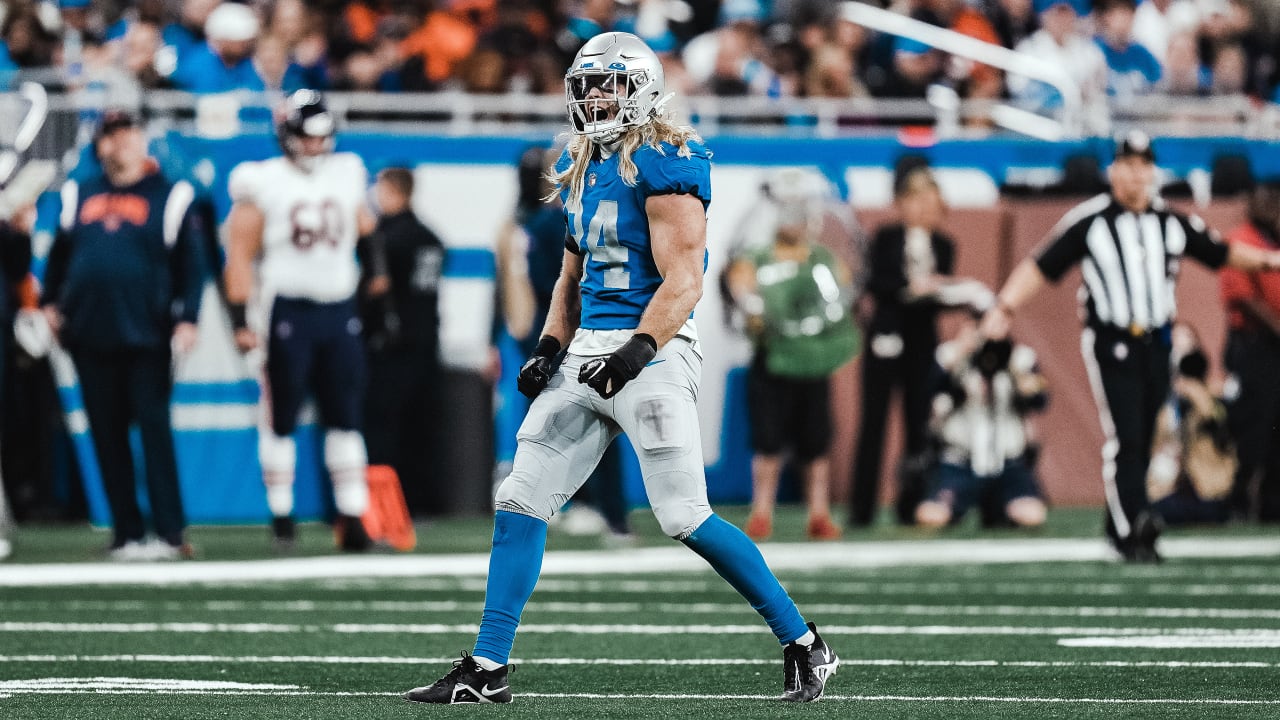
[2,654,1278,669]
[8,599,1280,621]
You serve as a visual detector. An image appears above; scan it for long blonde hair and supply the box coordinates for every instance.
[548,117,704,209]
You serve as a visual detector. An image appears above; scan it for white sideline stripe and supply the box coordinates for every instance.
[0,688,1276,704]
[1061,636,1280,649]
[2,654,1277,669]
[8,599,1280,621]
[522,693,1280,705]
[1,536,1275,587]
[7,622,1280,638]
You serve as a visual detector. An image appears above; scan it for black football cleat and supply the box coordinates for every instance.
[1113,511,1163,564]
[780,622,839,702]
[404,652,513,704]
[336,514,372,552]
[271,516,296,552]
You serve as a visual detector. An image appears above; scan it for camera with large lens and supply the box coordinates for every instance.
[973,338,1013,378]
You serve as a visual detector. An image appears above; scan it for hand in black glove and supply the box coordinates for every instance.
[578,333,658,399]
[517,336,562,399]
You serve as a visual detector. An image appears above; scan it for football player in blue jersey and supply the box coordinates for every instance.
[403,32,839,705]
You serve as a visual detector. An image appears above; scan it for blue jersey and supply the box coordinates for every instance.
[557,140,712,331]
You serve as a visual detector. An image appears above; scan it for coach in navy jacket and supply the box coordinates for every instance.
[41,110,207,558]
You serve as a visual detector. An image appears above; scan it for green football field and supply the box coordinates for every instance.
[1,507,1278,719]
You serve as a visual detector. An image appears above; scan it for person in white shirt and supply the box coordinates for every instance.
[1009,0,1110,134]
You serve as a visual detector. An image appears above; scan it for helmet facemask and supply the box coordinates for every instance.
[566,67,656,143]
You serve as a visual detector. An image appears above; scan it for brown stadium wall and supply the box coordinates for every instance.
[826,198,1247,508]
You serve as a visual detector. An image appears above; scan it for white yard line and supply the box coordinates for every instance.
[1060,636,1280,648]
[0,537,1275,587]
[6,599,1279,620]
[0,654,1277,669]
[4,621,1278,638]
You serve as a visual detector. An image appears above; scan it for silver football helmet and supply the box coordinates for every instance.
[565,32,668,143]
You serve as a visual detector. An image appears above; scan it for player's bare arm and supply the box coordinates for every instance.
[224,199,265,352]
[635,193,707,347]
[516,248,583,399]
[542,248,585,346]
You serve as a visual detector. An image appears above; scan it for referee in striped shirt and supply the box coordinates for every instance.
[981,132,1280,562]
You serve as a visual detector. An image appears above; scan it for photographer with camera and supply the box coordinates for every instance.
[916,314,1048,529]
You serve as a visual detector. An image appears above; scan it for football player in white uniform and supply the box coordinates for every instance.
[223,90,384,551]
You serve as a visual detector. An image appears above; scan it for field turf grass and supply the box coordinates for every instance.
[1,507,1278,719]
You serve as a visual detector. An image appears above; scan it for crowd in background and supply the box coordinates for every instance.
[2,0,1280,104]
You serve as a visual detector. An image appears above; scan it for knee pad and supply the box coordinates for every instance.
[494,471,560,522]
[648,471,712,538]
[324,429,368,472]
[259,433,296,478]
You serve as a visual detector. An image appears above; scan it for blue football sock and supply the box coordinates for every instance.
[472,510,548,664]
[682,513,808,644]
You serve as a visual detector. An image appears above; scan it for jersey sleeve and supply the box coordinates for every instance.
[1035,214,1092,282]
[636,142,712,207]
[227,161,264,205]
[1180,213,1229,269]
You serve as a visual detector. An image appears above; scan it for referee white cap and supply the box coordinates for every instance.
[1114,130,1156,164]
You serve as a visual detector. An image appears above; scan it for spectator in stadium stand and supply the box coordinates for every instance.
[105,0,166,41]
[253,32,308,94]
[724,168,858,542]
[1094,0,1162,100]
[915,311,1049,530]
[987,0,1039,51]
[1147,322,1235,526]
[681,0,785,96]
[1132,0,1202,67]
[399,0,486,91]
[0,3,58,68]
[1008,0,1110,134]
[262,0,329,91]
[159,0,221,64]
[361,167,445,518]
[980,131,1280,562]
[1220,183,1280,523]
[40,110,208,561]
[119,21,173,90]
[168,2,266,93]
[1157,31,1211,96]
[1209,42,1248,96]
[850,166,957,528]
[893,0,1004,103]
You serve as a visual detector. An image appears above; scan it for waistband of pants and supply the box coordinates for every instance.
[1090,322,1171,344]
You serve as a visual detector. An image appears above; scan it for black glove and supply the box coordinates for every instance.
[578,333,658,399]
[517,336,562,399]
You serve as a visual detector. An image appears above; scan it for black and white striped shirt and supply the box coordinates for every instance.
[1034,194,1229,332]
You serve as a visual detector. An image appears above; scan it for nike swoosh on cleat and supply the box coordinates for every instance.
[480,684,509,697]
